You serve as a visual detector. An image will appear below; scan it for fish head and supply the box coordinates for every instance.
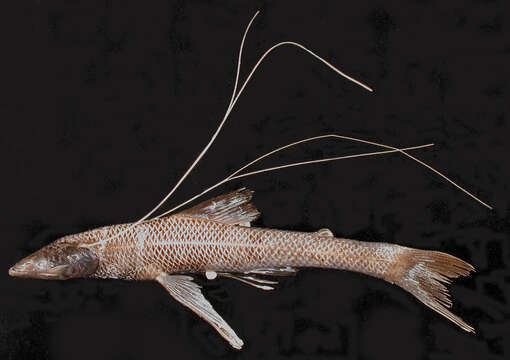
[9,239,99,280]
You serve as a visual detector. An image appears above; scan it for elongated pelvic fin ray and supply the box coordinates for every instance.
[246,267,298,276]
[219,272,277,290]
[156,273,244,349]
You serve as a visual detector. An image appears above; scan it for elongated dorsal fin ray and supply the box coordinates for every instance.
[175,188,260,226]
[133,10,374,226]
[156,273,244,349]
[85,10,491,250]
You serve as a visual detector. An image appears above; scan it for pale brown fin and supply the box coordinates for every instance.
[389,249,475,333]
[156,273,244,349]
[246,267,298,276]
[219,273,277,290]
[176,188,260,226]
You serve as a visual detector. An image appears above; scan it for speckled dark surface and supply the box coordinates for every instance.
[1,1,509,359]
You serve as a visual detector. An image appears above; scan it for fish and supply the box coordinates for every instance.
[9,188,475,349]
[9,10,485,350]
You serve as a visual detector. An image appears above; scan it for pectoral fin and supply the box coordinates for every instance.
[156,273,244,349]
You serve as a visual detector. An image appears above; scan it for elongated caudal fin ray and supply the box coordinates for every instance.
[389,249,475,332]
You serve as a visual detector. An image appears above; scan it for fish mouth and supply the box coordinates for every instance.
[8,265,35,278]
[8,266,22,277]
[8,262,67,279]
[9,254,38,278]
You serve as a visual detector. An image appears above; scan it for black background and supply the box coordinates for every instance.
[1,1,509,359]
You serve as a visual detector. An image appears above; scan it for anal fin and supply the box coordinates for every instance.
[156,273,244,349]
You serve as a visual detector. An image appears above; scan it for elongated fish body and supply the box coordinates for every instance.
[9,7,491,350]
[9,188,475,349]
[88,216,398,281]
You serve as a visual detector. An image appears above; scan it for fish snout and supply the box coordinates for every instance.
[8,265,22,277]
[8,259,36,278]
[8,253,60,279]
[8,244,99,280]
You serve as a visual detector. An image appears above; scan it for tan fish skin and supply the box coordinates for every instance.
[86,217,397,280]
[8,188,475,349]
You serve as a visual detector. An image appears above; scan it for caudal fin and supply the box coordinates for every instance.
[390,248,475,332]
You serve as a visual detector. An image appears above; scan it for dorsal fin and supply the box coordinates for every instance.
[176,188,260,225]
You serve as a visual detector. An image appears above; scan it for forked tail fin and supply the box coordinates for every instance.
[388,248,475,332]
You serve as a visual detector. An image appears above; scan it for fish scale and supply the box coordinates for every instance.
[90,215,400,282]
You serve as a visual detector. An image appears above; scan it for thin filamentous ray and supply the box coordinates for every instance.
[141,11,489,228]
[90,11,490,247]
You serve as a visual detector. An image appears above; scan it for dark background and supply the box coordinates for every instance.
[1,1,509,359]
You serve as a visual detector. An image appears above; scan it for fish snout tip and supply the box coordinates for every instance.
[8,265,21,277]
[8,261,32,278]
